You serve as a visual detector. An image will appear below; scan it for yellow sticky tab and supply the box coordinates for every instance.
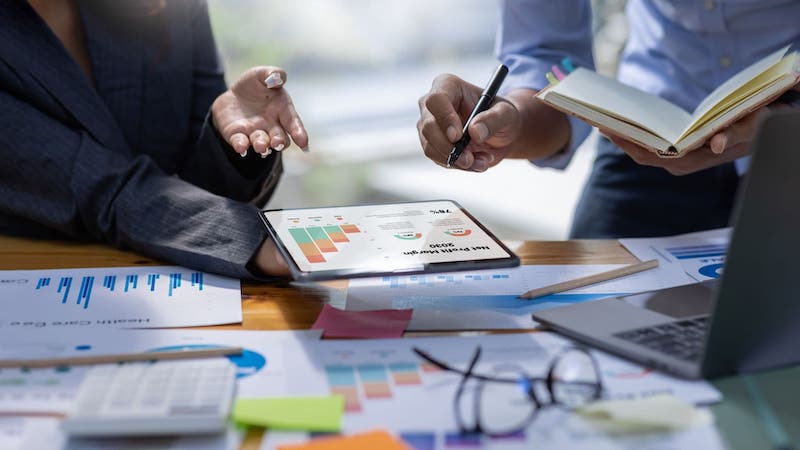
[233,396,344,432]
[546,72,559,85]
[278,429,409,450]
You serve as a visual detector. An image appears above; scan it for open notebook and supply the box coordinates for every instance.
[537,46,800,157]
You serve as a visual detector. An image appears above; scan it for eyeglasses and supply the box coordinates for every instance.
[412,345,604,436]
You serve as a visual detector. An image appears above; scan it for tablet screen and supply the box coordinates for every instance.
[261,200,517,279]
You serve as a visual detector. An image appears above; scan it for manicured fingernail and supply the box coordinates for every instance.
[447,126,458,142]
[240,150,247,157]
[474,123,489,143]
[274,144,285,151]
[265,72,284,88]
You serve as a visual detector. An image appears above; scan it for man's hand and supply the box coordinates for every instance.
[604,107,772,175]
[417,74,522,172]
[212,66,309,157]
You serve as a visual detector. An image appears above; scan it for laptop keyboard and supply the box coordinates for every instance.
[613,316,709,362]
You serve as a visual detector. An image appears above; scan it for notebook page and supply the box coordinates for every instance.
[548,68,690,143]
[680,55,797,140]
[690,46,790,126]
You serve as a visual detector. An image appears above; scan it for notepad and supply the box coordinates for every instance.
[232,396,344,432]
[537,46,800,157]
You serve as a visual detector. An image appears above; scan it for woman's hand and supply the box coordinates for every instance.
[211,66,309,157]
[604,107,772,176]
[254,238,290,277]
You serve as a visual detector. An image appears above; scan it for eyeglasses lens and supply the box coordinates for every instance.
[551,349,601,408]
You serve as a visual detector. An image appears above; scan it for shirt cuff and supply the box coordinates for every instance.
[531,114,592,170]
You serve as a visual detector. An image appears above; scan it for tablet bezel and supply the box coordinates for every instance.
[259,200,520,281]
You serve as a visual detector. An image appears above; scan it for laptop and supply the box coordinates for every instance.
[533,110,800,379]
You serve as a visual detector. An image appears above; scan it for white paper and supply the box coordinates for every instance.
[0,329,326,414]
[0,417,243,450]
[0,266,242,329]
[340,264,694,330]
[264,332,722,450]
[620,228,731,282]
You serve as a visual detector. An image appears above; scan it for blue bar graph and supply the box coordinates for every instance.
[57,277,72,304]
[666,244,727,260]
[102,275,116,292]
[147,274,160,292]
[124,274,138,292]
[35,270,208,310]
[384,272,513,289]
[191,272,204,291]
[77,276,94,309]
[168,273,181,297]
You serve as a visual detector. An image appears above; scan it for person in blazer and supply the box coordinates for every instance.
[0,0,307,278]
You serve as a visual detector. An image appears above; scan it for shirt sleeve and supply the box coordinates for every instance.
[0,88,272,280]
[495,0,595,169]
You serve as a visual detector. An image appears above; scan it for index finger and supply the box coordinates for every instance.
[279,102,309,151]
[424,93,464,142]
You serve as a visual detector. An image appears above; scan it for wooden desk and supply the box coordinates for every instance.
[0,235,639,331]
[4,235,795,450]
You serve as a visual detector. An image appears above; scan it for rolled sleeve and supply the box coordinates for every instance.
[495,0,595,169]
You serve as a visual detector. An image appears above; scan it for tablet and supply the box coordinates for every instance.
[259,200,520,281]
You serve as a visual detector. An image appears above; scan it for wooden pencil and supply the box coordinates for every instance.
[519,259,660,300]
[0,346,243,369]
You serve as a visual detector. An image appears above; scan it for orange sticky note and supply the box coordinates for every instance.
[278,429,409,450]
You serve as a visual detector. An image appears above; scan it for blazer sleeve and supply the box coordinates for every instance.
[176,0,282,205]
[0,87,271,280]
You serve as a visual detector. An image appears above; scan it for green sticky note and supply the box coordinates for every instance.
[232,396,344,432]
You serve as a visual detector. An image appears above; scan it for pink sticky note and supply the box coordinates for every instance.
[312,304,413,339]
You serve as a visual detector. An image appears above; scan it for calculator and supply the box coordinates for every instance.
[63,358,237,437]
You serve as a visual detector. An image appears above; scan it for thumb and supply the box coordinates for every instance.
[259,67,287,89]
[469,100,518,146]
[709,108,768,154]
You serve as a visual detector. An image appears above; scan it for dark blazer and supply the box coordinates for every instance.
[0,0,282,279]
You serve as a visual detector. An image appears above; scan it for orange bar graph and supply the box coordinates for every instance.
[307,227,338,253]
[363,382,392,399]
[331,386,362,412]
[420,362,442,373]
[324,226,350,243]
[289,228,326,263]
[341,224,361,234]
[389,363,422,385]
[326,365,362,413]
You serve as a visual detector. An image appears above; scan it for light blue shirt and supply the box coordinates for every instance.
[496,0,800,171]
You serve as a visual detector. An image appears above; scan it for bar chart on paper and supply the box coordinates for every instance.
[620,228,731,282]
[0,266,241,330]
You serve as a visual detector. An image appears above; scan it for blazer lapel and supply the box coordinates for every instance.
[0,1,126,151]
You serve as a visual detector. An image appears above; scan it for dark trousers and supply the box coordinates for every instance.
[569,137,741,239]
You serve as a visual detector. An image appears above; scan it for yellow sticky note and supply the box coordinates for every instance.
[233,396,344,432]
[577,394,713,433]
[278,429,409,450]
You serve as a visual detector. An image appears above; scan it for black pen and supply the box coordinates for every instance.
[446,64,509,168]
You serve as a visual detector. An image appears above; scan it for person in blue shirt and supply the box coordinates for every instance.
[417,0,800,238]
